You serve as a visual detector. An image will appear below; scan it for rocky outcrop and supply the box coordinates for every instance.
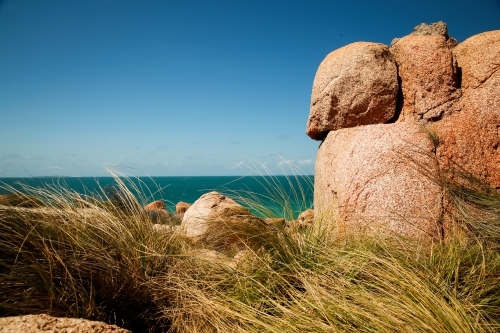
[181,191,254,238]
[0,314,130,333]
[307,23,500,240]
[306,42,398,140]
[176,201,191,214]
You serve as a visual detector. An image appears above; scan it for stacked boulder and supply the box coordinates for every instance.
[307,22,500,240]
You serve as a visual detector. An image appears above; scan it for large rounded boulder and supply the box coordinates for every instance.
[314,122,443,240]
[306,42,398,140]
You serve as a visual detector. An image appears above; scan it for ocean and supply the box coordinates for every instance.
[0,175,314,218]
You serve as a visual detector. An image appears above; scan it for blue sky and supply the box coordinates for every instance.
[1,0,499,177]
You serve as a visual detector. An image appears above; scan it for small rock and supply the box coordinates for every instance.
[298,209,314,227]
[176,201,191,214]
[144,200,165,211]
[0,314,130,333]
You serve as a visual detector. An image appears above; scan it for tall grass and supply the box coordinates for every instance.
[218,159,314,220]
[0,168,499,332]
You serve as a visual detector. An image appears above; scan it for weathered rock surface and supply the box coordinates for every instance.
[452,30,500,90]
[0,314,130,333]
[144,200,165,211]
[306,42,398,140]
[432,30,500,188]
[315,122,443,240]
[181,192,252,238]
[390,25,461,121]
[176,201,191,214]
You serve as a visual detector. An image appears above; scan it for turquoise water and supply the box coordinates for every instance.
[0,176,314,218]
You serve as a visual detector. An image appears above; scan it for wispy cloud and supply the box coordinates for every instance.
[278,159,293,166]
[232,161,245,169]
[1,154,46,161]
[39,166,63,170]
[298,159,313,165]
[157,145,168,150]
[229,141,241,145]
[163,162,169,167]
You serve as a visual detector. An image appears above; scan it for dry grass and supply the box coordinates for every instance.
[0,170,499,333]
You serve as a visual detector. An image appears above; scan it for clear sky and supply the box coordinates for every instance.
[1,0,499,177]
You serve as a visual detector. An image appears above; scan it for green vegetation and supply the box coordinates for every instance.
[0,171,499,333]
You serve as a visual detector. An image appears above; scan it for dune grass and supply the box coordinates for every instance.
[217,160,314,220]
[0,170,499,333]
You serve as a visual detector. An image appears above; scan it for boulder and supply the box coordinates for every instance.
[181,191,253,238]
[144,200,165,211]
[176,201,191,214]
[298,209,314,227]
[390,22,461,121]
[314,122,443,240]
[0,314,130,333]
[306,42,398,140]
[451,30,500,90]
[431,30,500,188]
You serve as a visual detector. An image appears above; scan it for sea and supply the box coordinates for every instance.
[0,176,314,218]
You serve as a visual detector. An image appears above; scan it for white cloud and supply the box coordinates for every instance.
[278,159,293,166]
[232,161,245,169]
[163,162,169,167]
[39,166,63,170]
[298,159,313,165]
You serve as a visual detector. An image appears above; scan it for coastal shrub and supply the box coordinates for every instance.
[0,171,499,333]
